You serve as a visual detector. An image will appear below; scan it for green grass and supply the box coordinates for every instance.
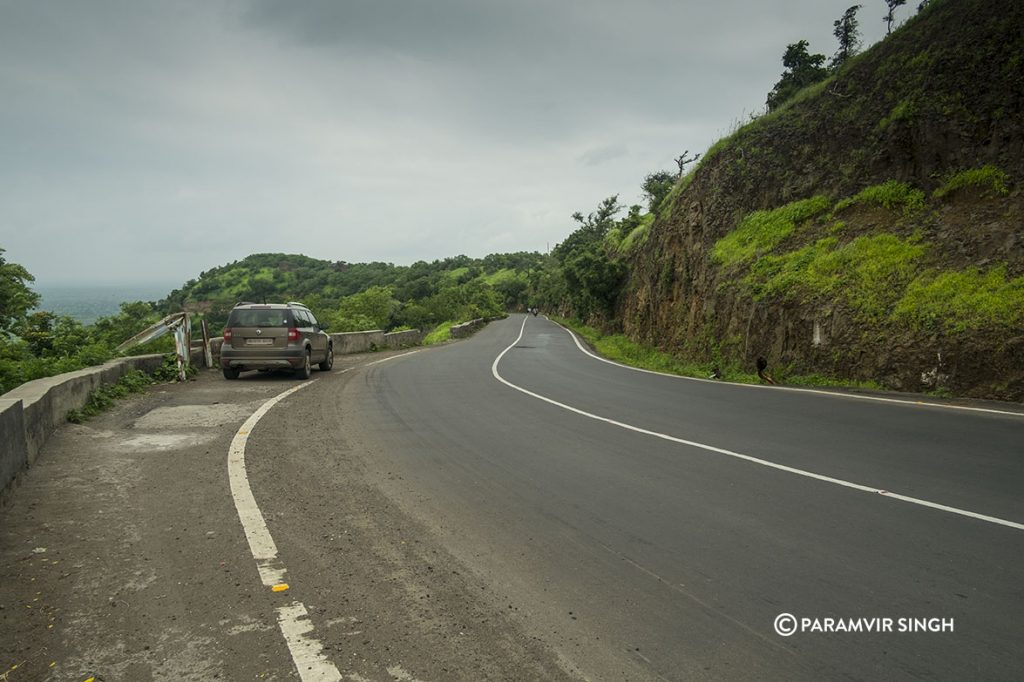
[553,317,758,384]
[553,317,884,390]
[620,214,654,253]
[745,233,927,319]
[876,98,917,130]
[481,268,522,285]
[423,321,455,345]
[656,174,692,221]
[712,195,831,266]
[894,265,1024,333]
[778,373,882,390]
[66,370,153,423]
[933,166,1010,199]
[833,180,925,215]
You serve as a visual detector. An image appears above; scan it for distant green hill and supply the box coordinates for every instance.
[160,252,547,331]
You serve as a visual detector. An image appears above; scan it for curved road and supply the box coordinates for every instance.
[329,314,1023,680]
[3,314,1022,681]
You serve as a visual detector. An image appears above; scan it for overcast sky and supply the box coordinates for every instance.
[0,1,898,286]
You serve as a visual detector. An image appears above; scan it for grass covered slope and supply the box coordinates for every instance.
[624,0,1024,400]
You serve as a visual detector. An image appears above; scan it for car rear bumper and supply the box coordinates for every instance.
[221,347,305,370]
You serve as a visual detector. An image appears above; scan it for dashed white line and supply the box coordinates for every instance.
[276,603,344,682]
[493,316,1024,531]
[227,379,342,682]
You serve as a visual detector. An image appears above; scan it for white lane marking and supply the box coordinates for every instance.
[276,602,343,682]
[367,349,423,366]
[493,316,1024,531]
[549,318,1024,419]
[228,379,342,681]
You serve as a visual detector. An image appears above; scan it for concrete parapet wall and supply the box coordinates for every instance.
[0,353,163,505]
[0,399,28,506]
[202,331,416,364]
[384,329,425,349]
[450,318,486,339]
[330,330,386,354]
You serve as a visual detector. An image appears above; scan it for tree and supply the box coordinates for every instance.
[0,248,40,334]
[831,5,863,70]
[766,40,828,111]
[884,0,907,34]
[552,197,629,320]
[642,171,676,213]
[673,151,701,177]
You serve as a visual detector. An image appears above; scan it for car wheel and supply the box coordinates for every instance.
[318,344,334,371]
[297,349,312,379]
[223,367,240,380]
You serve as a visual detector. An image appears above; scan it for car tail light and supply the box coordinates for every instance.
[223,327,232,341]
[287,327,300,342]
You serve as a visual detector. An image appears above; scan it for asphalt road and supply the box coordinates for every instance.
[2,314,1022,681]
[339,314,1024,681]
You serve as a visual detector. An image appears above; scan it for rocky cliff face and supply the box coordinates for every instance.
[623,0,1024,400]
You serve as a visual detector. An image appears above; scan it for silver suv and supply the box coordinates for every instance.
[220,302,333,380]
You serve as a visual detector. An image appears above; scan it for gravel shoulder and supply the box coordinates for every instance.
[0,346,575,681]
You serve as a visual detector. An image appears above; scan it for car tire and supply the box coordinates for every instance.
[297,349,312,380]
[318,344,334,371]
[223,367,240,380]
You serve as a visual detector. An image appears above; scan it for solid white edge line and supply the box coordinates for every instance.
[228,379,342,681]
[493,316,1024,531]
[547,318,1024,419]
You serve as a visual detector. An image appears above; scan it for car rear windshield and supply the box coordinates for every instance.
[228,309,292,327]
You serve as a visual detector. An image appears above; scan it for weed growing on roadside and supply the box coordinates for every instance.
[66,370,152,423]
[423,321,455,345]
[151,352,198,382]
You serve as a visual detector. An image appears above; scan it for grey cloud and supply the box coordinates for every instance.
[0,0,893,285]
[578,144,629,167]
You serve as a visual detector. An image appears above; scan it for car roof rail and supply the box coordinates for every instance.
[287,301,307,308]
[234,301,257,307]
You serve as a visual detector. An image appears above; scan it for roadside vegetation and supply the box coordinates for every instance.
[553,317,881,391]
[1,249,176,394]
[711,174,1020,333]
[66,370,154,424]
[0,247,542,395]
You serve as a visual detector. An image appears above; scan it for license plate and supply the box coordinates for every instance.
[246,338,273,345]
